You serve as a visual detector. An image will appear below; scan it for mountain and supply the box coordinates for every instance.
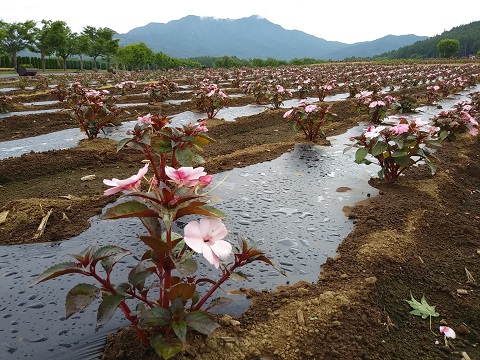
[114,15,428,61]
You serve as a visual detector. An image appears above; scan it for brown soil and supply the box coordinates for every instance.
[1,72,479,360]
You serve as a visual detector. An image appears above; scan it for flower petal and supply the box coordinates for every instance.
[210,240,232,260]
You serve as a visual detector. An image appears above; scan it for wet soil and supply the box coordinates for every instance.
[0,72,479,360]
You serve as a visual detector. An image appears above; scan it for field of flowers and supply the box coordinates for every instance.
[0,61,479,360]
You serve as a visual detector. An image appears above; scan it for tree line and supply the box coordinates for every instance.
[1,19,479,72]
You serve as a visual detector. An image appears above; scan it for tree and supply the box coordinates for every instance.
[52,23,76,70]
[74,34,91,71]
[0,20,37,69]
[31,20,70,71]
[82,26,119,70]
[436,38,460,58]
[116,42,154,70]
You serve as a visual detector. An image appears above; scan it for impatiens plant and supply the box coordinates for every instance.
[354,91,397,124]
[313,80,336,101]
[55,81,124,140]
[430,101,478,141]
[0,95,13,113]
[115,80,136,96]
[192,83,229,119]
[30,113,283,359]
[265,83,292,109]
[144,77,179,103]
[283,100,337,141]
[345,117,441,182]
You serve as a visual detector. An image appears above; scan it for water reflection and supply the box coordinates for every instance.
[0,127,377,360]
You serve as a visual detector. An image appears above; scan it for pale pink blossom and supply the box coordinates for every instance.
[411,118,429,127]
[369,100,386,108]
[305,104,317,113]
[137,113,153,125]
[165,166,207,187]
[364,125,386,139]
[439,326,456,339]
[390,123,409,135]
[276,85,285,93]
[283,109,294,118]
[103,163,149,195]
[183,218,232,268]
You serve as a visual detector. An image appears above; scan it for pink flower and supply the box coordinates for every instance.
[369,100,386,108]
[198,174,213,188]
[103,163,149,196]
[283,109,294,118]
[183,218,232,268]
[137,113,153,125]
[195,121,208,133]
[364,125,385,139]
[276,85,285,93]
[165,166,207,187]
[439,326,456,339]
[390,123,409,135]
[305,104,317,113]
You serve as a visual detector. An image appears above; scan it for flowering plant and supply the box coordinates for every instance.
[314,80,336,101]
[345,117,441,182]
[283,100,337,141]
[68,86,124,140]
[30,113,282,359]
[192,83,229,119]
[144,77,179,103]
[0,95,13,113]
[265,83,292,109]
[430,101,478,141]
[354,91,397,124]
[115,80,136,96]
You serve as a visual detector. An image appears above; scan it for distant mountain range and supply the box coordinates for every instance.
[114,15,428,61]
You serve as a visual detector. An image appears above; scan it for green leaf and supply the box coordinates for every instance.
[393,155,411,167]
[65,283,100,319]
[355,147,368,164]
[101,200,158,220]
[185,310,220,335]
[229,271,248,282]
[128,261,153,290]
[175,258,198,276]
[171,320,188,343]
[150,335,184,360]
[208,297,234,310]
[92,245,130,272]
[116,137,131,152]
[174,147,194,167]
[96,293,125,329]
[439,130,448,140]
[151,137,172,154]
[406,293,439,319]
[392,150,408,158]
[138,307,172,329]
[425,159,437,175]
[29,262,83,287]
[371,141,388,157]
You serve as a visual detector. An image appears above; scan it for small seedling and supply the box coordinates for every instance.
[406,293,439,334]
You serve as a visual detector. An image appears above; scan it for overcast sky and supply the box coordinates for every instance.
[1,0,478,44]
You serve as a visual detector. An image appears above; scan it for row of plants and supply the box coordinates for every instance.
[3,61,474,358]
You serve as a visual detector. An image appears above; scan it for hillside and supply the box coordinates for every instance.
[377,20,480,59]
